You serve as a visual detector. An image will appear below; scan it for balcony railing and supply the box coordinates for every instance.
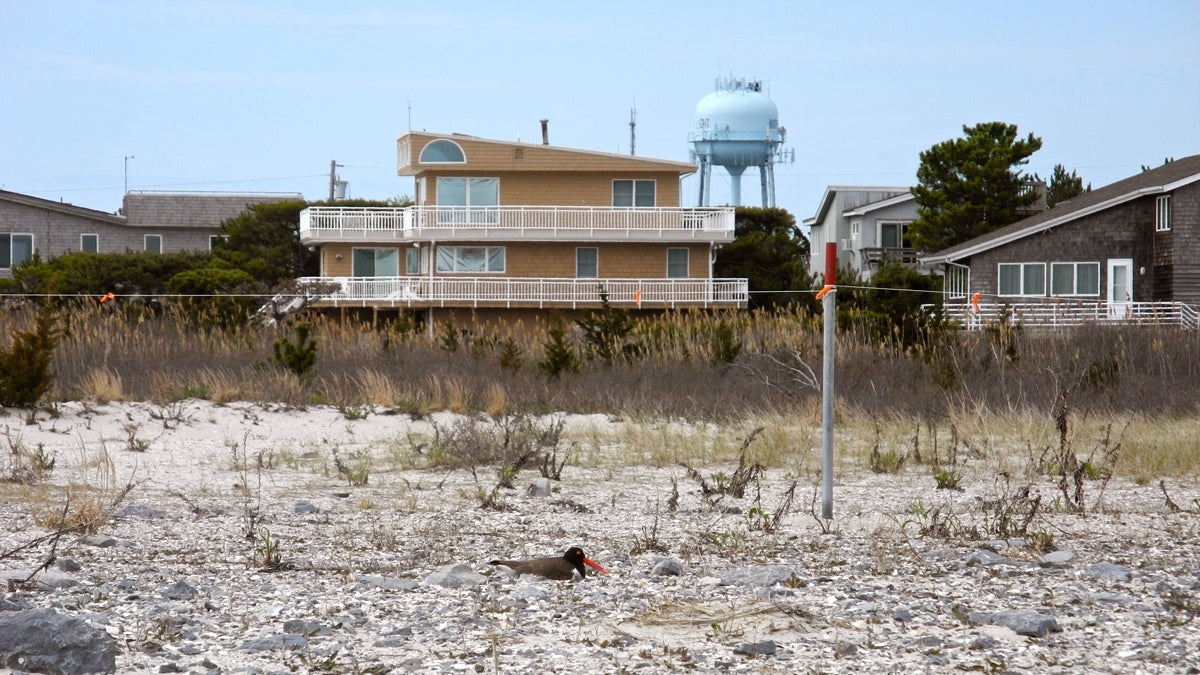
[928,300,1199,330]
[861,247,919,266]
[299,206,736,244]
[296,276,748,309]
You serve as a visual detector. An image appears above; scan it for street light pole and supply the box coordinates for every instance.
[124,155,135,194]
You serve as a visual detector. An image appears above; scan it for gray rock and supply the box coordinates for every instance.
[282,619,333,635]
[965,550,1011,566]
[717,565,796,587]
[115,504,167,519]
[81,535,117,548]
[1085,562,1132,582]
[355,574,419,591]
[969,609,1062,637]
[734,639,776,656]
[55,557,82,572]
[242,633,309,652]
[0,607,119,674]
[424,563,487,588]
[293,500,320,514]
[651,558,683,576]
[527,477,553,497]
[160,579,199,600]
[834,642,858,657]
[1040,550,1075,567]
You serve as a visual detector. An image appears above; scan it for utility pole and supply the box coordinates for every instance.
[328,160,343,202]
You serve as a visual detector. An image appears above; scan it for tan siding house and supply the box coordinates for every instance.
[299,132,747,330]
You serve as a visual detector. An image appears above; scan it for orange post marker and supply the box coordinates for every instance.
[971,292,982,313]
[634,289,642,308]
[815,284,835,300]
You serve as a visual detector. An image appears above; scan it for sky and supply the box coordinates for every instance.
[2,1,1198,228]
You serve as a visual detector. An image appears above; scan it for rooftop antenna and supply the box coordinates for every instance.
[407,101,412,132]
[629,103,637,156]
[124,155,135,194]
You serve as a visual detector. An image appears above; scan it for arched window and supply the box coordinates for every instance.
[419,139,466,163]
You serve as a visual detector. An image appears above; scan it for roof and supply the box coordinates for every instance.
[921,154,1200,265]
[802,186,912,226]
[122,191,304,228]
[397,131,697,177]
[0,189,126,225]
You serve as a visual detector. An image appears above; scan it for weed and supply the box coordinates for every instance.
[934,468,962,490]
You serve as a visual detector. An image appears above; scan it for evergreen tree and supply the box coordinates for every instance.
[1044,164,1090,208]
[713,207,813,311]
[909,122,1043,253]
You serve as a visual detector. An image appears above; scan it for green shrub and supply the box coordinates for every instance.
[0,307,63,407]
[537,317,580,378]
[271,322,317,381]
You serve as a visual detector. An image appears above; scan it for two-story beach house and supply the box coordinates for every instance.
[803,186,919,279]
[296,131,747,331]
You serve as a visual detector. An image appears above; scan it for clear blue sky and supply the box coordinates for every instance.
[2,1,1197,225]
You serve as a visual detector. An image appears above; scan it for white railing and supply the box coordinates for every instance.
[297,276,748,309]
[929,301,1199,330]
[299,206,736,243]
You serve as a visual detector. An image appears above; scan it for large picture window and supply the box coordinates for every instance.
[352,248,400,277]
[576,247,598,278]
[1051,262,1100,296]
[613,179,655,207]
[0,233,33,269]
[998,262,1045,296]
[81,234,99,253]
[436,177,499,224]
[436,246,505,273]
[144,234,162,254]
[666,248,689,278]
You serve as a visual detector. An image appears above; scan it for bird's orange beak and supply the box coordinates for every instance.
[583,557,608,575]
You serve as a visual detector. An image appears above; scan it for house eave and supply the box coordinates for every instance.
[919,186,1165,266]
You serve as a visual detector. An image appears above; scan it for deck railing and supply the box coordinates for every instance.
[297,276,748,309]
[299,206,736,243]
[929,300,1199,330]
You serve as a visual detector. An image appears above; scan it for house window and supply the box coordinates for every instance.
[81,234,99,253]
[436,177,499,224]
[353,248,400,277]
[1,233,34,269]
[576,247,598,278]
[1051,262,1100,296]
[144,235,162,254]
[1155,195,1171,231]
[405,247,421,275]
[879,221,910,248]
[613,180,655,207]
[666,248,689,278]
[997,262,1046,296]
[208,235,226,250]
[850,221,860,244]
[436,246,505,273]
[419,139,466,163]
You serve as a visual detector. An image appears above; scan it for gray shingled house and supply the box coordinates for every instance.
[0,190,302,278]
[920,155,1200,329]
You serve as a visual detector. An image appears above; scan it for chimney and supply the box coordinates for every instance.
[540,119,549,145]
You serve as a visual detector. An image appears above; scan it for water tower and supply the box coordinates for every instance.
[689,77,791,207]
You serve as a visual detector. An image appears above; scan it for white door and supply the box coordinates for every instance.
[1107,258,1133,319]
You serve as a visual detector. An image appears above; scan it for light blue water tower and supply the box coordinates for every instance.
[690,77,791,207]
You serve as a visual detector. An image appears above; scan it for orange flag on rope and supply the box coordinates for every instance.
[634,289,643,308]
[971,292,982,313]
[815,284,835,300]
[100,292,115,303]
